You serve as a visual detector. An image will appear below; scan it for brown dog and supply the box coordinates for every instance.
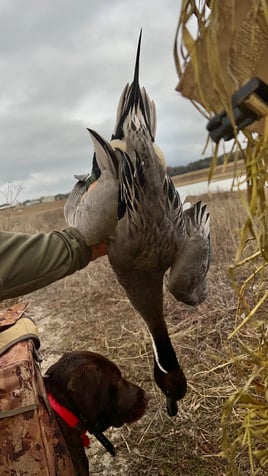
[44,350,149,475]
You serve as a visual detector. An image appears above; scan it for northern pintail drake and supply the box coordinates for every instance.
[65,31,210,416]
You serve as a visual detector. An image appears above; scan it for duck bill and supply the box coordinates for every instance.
[166,397,178,417]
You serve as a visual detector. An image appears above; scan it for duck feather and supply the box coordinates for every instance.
[65,32,210,414]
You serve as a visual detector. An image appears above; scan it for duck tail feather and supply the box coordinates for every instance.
[112,30,155,141]
[133,28,142,94]
[141,87,156,140]
[112,30,142,140]
[111,83,130,140]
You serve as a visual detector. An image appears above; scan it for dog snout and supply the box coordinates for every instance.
[125,383,149,424]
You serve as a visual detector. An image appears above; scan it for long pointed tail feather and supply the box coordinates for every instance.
[112,30,156,142]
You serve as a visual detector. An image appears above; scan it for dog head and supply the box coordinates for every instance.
[44,350,149,434]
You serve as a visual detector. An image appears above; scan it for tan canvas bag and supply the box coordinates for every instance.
[0,303,75,475]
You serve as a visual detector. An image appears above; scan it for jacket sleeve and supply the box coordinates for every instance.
[0,227,92,301]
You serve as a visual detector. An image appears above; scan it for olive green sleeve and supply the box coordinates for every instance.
[0,227,92,301]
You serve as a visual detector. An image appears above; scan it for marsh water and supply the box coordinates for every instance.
[177,176,247,197]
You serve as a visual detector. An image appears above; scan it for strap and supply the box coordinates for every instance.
[47,393,90,447]
[0,403,38,419]
[47,393,80,428]
[0,316,40,356]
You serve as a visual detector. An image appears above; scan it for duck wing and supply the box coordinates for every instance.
[64,174,90,227]
[168,200,210,306]
[64,129,119,246]
[163,174,185,243]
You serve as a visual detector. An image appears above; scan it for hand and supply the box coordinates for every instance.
[91,241,108,261]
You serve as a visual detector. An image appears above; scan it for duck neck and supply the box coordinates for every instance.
[149,331,179,374]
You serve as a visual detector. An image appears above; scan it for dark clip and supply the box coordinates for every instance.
[206,77,268,142]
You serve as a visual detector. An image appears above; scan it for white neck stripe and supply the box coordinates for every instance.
[149,332,168,374]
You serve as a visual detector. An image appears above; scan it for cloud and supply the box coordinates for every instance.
[0,0,209,204]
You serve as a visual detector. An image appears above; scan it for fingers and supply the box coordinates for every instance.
[91,241,108,261]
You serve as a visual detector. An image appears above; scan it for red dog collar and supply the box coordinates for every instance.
[47,393,90,447]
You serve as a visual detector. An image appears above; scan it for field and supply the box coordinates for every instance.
[0,189,254,476]
[171,160,244,187]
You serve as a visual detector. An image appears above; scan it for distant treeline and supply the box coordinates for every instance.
[167,151,242,177]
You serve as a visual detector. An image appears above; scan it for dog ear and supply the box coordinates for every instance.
[66,363,109,429]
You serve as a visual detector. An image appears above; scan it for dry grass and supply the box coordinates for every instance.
[0,192,261,475]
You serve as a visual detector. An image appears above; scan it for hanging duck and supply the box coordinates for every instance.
[65,31,210,416]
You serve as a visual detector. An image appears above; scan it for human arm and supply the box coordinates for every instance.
[0,227,103,301]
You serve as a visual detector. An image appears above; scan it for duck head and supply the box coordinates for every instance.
[149,327,187,416]
[154,361,187,416]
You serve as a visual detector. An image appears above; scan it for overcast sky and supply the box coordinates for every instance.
[0,0,209,205]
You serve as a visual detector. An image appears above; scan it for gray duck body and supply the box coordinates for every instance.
[65,31,210,416]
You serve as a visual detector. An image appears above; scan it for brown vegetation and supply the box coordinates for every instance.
[0,193,261,475]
